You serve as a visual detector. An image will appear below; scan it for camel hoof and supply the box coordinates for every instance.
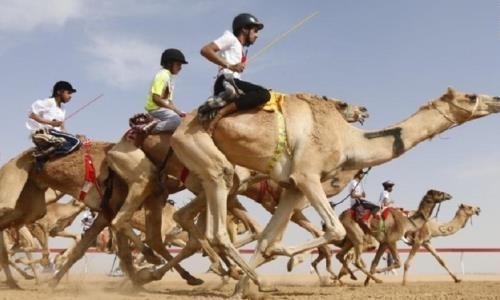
[455,278,462,283]
[5,280,21,290]
[23,274,35,280]
[186,276,204,286]
[374,278,383,284]
[258,284,278,292]
[141,246,163,265]
[134,266,163,286]
[286,255,304,272]
[228,266,243,280]
[47,278,59,289]
[350,274,358,280]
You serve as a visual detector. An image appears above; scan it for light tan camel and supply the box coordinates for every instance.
[402,203,480,285]
[167,87,500,296]
[101,95,369,281]
[336,189,452,285]
[21,198,86,268]
[2,226,40,282]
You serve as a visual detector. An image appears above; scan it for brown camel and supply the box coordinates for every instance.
[166,87,500,296]
[0,143,201,289]
[0,144,112,289]
[336,189,452,285]
[402,203,481,285]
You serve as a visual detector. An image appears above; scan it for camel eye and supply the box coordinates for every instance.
[468,94,478,102]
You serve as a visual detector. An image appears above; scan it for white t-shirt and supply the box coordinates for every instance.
[379,190,392,208]
[213,30,244,79]
[349,179,364,207]
[26,97,65,131]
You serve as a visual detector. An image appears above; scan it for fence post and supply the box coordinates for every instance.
[460,251,465,275]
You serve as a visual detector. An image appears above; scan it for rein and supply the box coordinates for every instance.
[330,167,372,208]
[430,96,480,129]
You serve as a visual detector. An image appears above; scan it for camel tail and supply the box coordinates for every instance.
[0,150,33,209]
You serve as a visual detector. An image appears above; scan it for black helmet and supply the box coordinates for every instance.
[382,180,395,188]
[161,48,188,66]
[232,13,264,34]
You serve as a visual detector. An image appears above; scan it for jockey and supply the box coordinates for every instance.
[349,169,380,227]
[379,180,395,209]
[144,48,188,133]
[26,81,81,156]
[199,13,271,134]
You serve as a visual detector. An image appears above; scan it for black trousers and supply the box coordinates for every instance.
[214,75,270,110]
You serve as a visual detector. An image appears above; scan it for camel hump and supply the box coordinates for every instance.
[294,92,341,102]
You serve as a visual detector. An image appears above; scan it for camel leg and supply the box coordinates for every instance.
[114,231,141,286]
[142,196,203,285]
[0,233,20,289]
[20,251,40,285]
[9,260,35,280]
[54,231,81,242]
[402,240,422,285]
[423,242,461,283]
[171,123,265,290]
[233,189,308,298]
[49,214,108,288]
[336,240,360,283]
[364,243,389,286]
[173,194,226,276]
[278,174,346,257]
[107,144,162,263]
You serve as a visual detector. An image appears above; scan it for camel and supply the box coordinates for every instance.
[98,94,369,281]
[0,144,112,289]
[2,226,41,282]
[0,143,201,289]
[401,203,481,285]
[336,189,452,285]
[166,87,500,296]
[21,198,87,268]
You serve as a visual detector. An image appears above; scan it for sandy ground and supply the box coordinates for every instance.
[1,272,500,300]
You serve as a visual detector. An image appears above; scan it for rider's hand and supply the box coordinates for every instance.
[178,111,187,118]
[50,119,63,127]
[229,63,245,73]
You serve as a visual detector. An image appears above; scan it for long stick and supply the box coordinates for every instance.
[66,94,104,120]
[247,11,319,63]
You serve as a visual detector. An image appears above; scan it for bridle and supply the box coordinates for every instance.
[430,95,481,129]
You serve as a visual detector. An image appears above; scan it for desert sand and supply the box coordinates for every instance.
[1,272,500,300]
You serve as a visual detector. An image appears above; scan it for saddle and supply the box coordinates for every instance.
[125,113,159,147]
[31,129,66,158]
[349,206,391,234]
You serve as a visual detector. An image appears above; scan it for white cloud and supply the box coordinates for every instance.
[83,34,160,88]
[0,0,83,32]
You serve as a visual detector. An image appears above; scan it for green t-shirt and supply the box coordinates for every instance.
[144,69,174,111]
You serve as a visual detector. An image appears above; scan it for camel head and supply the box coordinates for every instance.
[423,189,453,205]
[332,100,369,125]
[459,203,481,216]
[433,87,500,123]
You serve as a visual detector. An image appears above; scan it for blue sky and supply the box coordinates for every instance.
[1,0,500,275]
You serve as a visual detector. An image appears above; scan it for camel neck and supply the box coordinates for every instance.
[431,209,471,237]
[342,101,457,169]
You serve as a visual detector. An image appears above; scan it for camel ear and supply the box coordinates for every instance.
[459,203,464,208]
[442,87,456,101]
[337,102,348,109]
